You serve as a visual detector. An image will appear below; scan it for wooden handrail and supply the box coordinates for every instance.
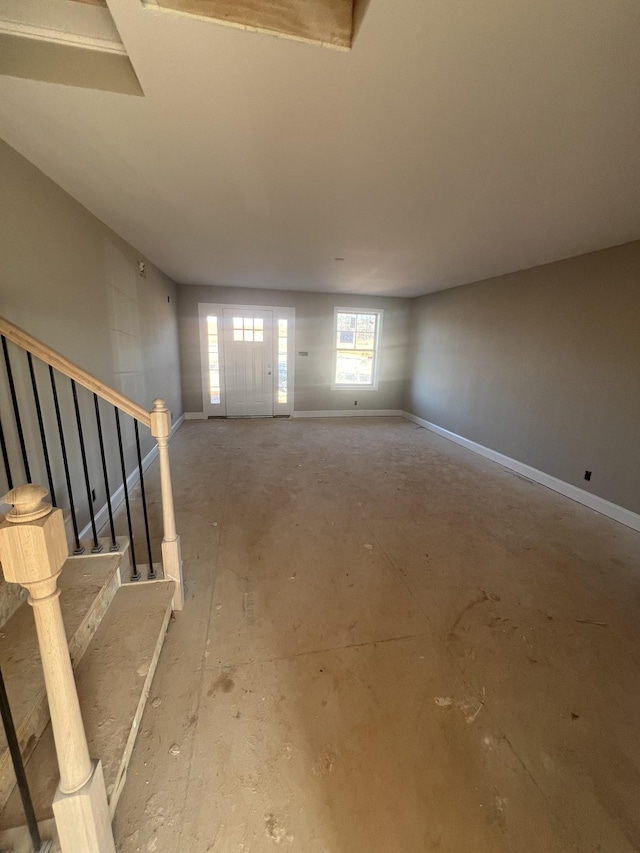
[0,317,151,428]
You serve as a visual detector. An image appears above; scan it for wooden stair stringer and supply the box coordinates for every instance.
[92,581,174,815]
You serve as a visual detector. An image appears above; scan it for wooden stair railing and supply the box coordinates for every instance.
[0,318,150,427]
[0,316,184,611]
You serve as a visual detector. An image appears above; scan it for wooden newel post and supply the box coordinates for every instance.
[150,398,184,611]
[0,485,115,853]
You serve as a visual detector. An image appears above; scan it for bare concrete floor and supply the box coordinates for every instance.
[113,417,640,853]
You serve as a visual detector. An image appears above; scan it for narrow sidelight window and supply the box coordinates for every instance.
[277,319,288,404]
[207,315,221,404]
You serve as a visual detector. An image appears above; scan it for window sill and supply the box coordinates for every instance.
[331,383,378,391]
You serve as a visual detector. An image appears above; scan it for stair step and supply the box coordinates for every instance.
[0,581,26,633]
[0,554,122,812]
[0,580,174,830]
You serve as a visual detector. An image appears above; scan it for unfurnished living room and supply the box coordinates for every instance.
[0,1,639,851]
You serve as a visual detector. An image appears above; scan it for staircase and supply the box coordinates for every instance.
[0,317,185,852]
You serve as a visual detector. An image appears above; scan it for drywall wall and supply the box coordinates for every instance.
[406,241,640,515]
[177,284,410,413]
[0,139,182,528]
[0,139,181,416]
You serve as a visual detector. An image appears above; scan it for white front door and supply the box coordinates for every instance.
[222,309,274,417]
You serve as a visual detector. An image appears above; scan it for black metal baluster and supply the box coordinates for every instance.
[0,415,13,491]
[71,380,101,554]
[93,394,118,552]
[115,408,139,581]
[0,667,44,853]
[134,420,156,580]
[1,336,31,482]
[49,368,83,555]
[27,353,56,506]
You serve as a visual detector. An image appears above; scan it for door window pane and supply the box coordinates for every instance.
[233,317,266,342]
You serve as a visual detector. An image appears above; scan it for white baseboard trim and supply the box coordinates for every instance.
[402,412,640,533]
[78,413,185,543]
[184,411,206,420]
[291,409,404,419]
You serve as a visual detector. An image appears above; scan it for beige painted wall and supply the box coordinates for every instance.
[0,139,182,527]
[178,284,410,414]
[406,241,640,515]
[0,140,181,416]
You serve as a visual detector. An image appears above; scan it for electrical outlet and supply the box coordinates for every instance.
[584,470,592,482]
[354,400,358,406]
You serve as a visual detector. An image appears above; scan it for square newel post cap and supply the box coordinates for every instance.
[150,398,172,439]
[0,485,68,586]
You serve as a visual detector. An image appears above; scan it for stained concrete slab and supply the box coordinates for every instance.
[113,417,640,852]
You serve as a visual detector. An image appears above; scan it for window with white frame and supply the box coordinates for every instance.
[206,315,221,404]
[333,308,382,389]
[277,318,288,404]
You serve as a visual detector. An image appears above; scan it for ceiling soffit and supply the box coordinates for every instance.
[144,0,354,50]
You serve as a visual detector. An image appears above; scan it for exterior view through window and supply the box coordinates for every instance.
[232,316,264,342]
[207,315,221,404]
[278,319,288,404]
[334,309,382,388]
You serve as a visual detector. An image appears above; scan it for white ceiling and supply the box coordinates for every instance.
[1,0,640,297]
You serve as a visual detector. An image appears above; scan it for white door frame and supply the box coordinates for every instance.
[198,302,295,418]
